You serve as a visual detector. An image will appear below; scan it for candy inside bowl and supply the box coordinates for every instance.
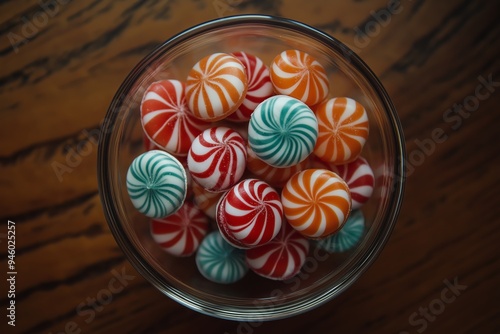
[97,14,405,321]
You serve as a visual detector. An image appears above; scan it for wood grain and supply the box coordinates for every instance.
[1,0,499,333]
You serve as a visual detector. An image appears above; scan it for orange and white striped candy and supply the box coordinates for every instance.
[270,50,329,106]
[314,97,369,164]
[281,169,351,239]
[185,53,247,122]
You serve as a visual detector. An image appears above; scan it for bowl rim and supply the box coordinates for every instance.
[97,14,406,321]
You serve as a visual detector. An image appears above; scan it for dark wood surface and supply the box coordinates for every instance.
[1,0,499,333]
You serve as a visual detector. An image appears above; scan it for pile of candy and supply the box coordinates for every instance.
[127,50,375,284]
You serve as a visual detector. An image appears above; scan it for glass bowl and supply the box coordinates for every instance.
[97,14,405,321]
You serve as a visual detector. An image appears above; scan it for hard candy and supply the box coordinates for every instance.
[316,210,365,252]
[227,51,274,122]
[307,155,374,209]
[196,231,249,284]
[248,95,318,167]
[281,169,351,238]
[335,157,374,210]
[150,201,209,256]
[185,53,247,122]
[126,150,187,218]
[246,223,309,280]
[141,80,209,156]
[187,127,247,192]
[270,49,329,106]
[314,97,369,164]
[216,179,283,248]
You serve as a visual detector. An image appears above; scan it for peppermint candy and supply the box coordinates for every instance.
[216,179,283,248]
[187,127,247,192]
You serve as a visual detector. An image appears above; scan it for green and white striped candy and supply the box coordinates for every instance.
[248,95,318,167]
[316,210,365,252]
[196,231,248,284]
[126,150,187,218]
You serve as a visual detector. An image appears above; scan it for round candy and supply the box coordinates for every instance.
[150,201,209,257]
[281,169,351,239]
[248,95,318,167]
[185,53,247,122]
[192,181,225,220]
[227,51,274,122]
[336,157,374,210]
[216,179,283,248]
[316,210,365,252]
[126,150,187,218]
[246,223,309,280]
[187,127,247,192]
[270,50,329,106]
[196,231,248,284]
[314,97,369,164]
[246,145,307,188]
[141,80,209,156]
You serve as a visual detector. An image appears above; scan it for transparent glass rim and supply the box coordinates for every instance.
[97,14,406,321]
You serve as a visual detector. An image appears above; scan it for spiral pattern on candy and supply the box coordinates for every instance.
[196,231,248,284]
[246,145,307,188]
[127,150,187,218]
[314,97,369,164]
[141,80,209,156]
[227,51,274,122]
[248,95,318,167]
[281,169,351,238]
[216,179,283,248]
[316,210,365,252]
[188,127,247,192]
[185,53,247,121]
[270,50,329,106]
[336,157,374,210]
[150,201,209,257]
[246,223,309,280]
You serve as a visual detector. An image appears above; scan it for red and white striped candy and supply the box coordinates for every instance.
[141,80,209,156]
[246,223,309,280]
[227,51,274,122]
[150,201,209,257]
[246,145,307,188]
[185,53,247,122]
[187,127,247,192]
[192,181,225,220]
[335,157,374,210]
[216,179,283,248]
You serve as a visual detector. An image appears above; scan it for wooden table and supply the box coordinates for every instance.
[1,1,499,333]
